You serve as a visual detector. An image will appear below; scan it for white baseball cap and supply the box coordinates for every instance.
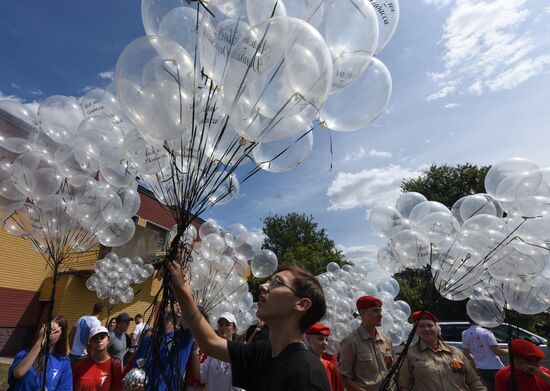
[218,312,237,325]
[89,326,109,341]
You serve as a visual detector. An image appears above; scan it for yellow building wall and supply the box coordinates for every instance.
[0,229,51,292]
[1,220,167,337]
[64,247,103,272]
[39,274,162,335]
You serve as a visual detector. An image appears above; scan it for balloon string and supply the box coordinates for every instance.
[436,217,534,298]
[329,131,334,172]
[40,260,60,391]
[505,308,518,391]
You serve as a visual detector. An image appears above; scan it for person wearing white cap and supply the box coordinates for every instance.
[200,313,244,391]
[72,326,123,391]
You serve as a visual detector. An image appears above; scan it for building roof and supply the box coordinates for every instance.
[137,186,204,230]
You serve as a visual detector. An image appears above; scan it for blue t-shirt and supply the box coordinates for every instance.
[8,349,72,390]
[133,328,193,391]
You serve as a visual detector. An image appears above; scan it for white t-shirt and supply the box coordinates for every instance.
[133,322,146,340]
[130,322,147,350]
[70,315,100,356]
[200,356,244,391]
[462,325,504,370]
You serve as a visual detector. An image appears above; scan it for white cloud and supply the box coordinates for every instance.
[339,244,378,263]
[0,91,22,101]
[339,244,391,282]
[27,88,43,96]
[98,70,114,80]
[444,102,460,108]
[343,148,392,162]
[467,81,484,95]
[0,91,39,114]
[326,165,424,211]
[10,82,43,96]
[423,0,453,8]
[368,149,392,158]
[426,86,456,101]
[486,54,550,91]
[428,0,550,98]
[82,85,96,93]
[343,147,366,162]
[427,71,449,82]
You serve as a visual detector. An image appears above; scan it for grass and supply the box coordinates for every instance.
[0,363,9,391]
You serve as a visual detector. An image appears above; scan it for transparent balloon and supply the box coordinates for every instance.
[233,231,263,262]
[327,262,340,273]
[320,57,391,131]
[391,229,430,269]
[459,194,497,221]
[369,204,406,238]
[158,5,203,55]
[251,249,278,278]
[252,130,313,173]
[97,218,136,247]
[123,129,168,174]
[199,219,222,239]
[324,0,379,91]
[115,35,196,141]
[199,6,250,83]
[466,297,504,328]
[224,17,333,142]
[37,95,84,143]
[368,0,400,53]
[396,192,428,219]
[484,158,540,200]
[377,277,400,298]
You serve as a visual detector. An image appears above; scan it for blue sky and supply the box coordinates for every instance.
[2,0,550,281]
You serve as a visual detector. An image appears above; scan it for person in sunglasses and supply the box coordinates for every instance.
[168,261,330,391]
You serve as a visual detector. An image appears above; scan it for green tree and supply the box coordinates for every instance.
[248,213,346,296]
[395,163,490,320]
[401,163,490,208]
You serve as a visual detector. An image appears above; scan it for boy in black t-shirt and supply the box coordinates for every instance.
[168,261,330,391]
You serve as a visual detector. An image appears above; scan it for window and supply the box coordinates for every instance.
[440,324,469,342]
[145,222,168,252]
[491,325,540,344]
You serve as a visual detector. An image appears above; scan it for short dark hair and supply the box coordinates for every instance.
[93,302,104,314]
[135,313,143,320]
[280,266,326,333]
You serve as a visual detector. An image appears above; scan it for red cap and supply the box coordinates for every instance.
[305,323,331,336]
[410,311,437,323]
[511,339,545,361]
[356,296,383,310]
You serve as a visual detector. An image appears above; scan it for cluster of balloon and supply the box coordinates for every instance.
[0,93,140,383]
[369,157,550,327]
[316,262,412,351]
[86,253,155,305]
[0,97,140,269]
[111,0,399,226]
[174,219,277,332]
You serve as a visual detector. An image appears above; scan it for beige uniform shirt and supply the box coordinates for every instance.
[338,326,394,391]
[398,340,487,391]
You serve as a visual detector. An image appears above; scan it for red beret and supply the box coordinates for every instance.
[305,323,331,336]
[511,339,545,361]
[410,311,437,323]
[356,296,382,310]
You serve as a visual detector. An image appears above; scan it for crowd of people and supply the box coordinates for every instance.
[7,262,550,390]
